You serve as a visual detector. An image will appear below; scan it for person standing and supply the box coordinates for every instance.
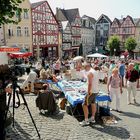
[54,59,61,75]
[125,63,139,104]
[119,61,125,87]
[108,60,116,77]
[80,63,99,126]
[107,68,123,112]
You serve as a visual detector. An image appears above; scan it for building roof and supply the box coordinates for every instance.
[82,15,96,24]
[111,16,140,27]
[96,14,112,24]
[127,15,135,25]
[111,18,122,26]
[119,19,124,24]
[115,18,121,26]
[59,8,79,23]
[31,0,59,25]
[133,18,140,25]
[31,0,46,8]
[103,14,112,23]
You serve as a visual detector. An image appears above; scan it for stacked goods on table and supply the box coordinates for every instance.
[58,80,88,106]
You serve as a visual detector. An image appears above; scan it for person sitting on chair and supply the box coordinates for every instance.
[36,84,57,115]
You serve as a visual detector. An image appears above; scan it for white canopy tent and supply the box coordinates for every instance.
[73,56,84,61]
[86,53,108,58]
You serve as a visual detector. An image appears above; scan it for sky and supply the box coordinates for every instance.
[30,0,140,20]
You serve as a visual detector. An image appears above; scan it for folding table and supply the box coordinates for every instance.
[57,80,111,116]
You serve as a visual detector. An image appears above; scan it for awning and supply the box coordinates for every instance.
[8,52,32,58]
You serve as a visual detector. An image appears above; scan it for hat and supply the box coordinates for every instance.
[83,61,91,67]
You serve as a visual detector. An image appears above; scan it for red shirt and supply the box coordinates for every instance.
[125,69,139,82]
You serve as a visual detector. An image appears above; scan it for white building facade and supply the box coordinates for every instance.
[4,0,32,52]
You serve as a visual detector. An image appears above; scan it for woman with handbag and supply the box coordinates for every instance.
[107,67,123,113]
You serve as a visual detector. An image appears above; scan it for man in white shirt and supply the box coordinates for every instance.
[80,63,99,126]
[21,70,37,92]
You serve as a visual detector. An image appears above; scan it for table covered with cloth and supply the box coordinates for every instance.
[34,79,62,94]
[57,80,111,107]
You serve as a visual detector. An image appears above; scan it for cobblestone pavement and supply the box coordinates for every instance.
[5,81,140,140]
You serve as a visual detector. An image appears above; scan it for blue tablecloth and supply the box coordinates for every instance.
[57,80,111,107]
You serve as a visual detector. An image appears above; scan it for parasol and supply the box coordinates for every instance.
[73,56,84,61]
[86,53,108,58]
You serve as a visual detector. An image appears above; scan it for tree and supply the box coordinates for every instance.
[107,36,120,56]
[0,0,24,25]
[125,37,137,52]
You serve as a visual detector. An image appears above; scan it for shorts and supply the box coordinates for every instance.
[83,93,98,106]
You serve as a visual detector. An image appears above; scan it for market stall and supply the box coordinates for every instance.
[57,80,111,109]
[58,80,87,106]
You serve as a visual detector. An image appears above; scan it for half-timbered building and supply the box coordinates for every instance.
[110,18,121,36]
[133,18,140,57]
[120,16,135,45]
[56,8,81,58]
[110,16,137,51]
[31,1,59,58]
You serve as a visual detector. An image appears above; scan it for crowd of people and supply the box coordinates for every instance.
[21,56,139,126]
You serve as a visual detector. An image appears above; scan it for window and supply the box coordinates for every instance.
[8,27,13,36]
[96,31,100,37]
[17,26,21,36]
[104,24,109,30]
[83,20,86,27]
[104,30,108,37]
[123,28,126,33]
[24,9,29,19]
[97,25,100,30]
[112,28,116,33]
[16,10,21,20]
[33,35,36,43]
[24,27,29,36]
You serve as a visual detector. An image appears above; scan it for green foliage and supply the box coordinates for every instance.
[0,0,24,25]
[107,36,120,56]
[125,37,137,52]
